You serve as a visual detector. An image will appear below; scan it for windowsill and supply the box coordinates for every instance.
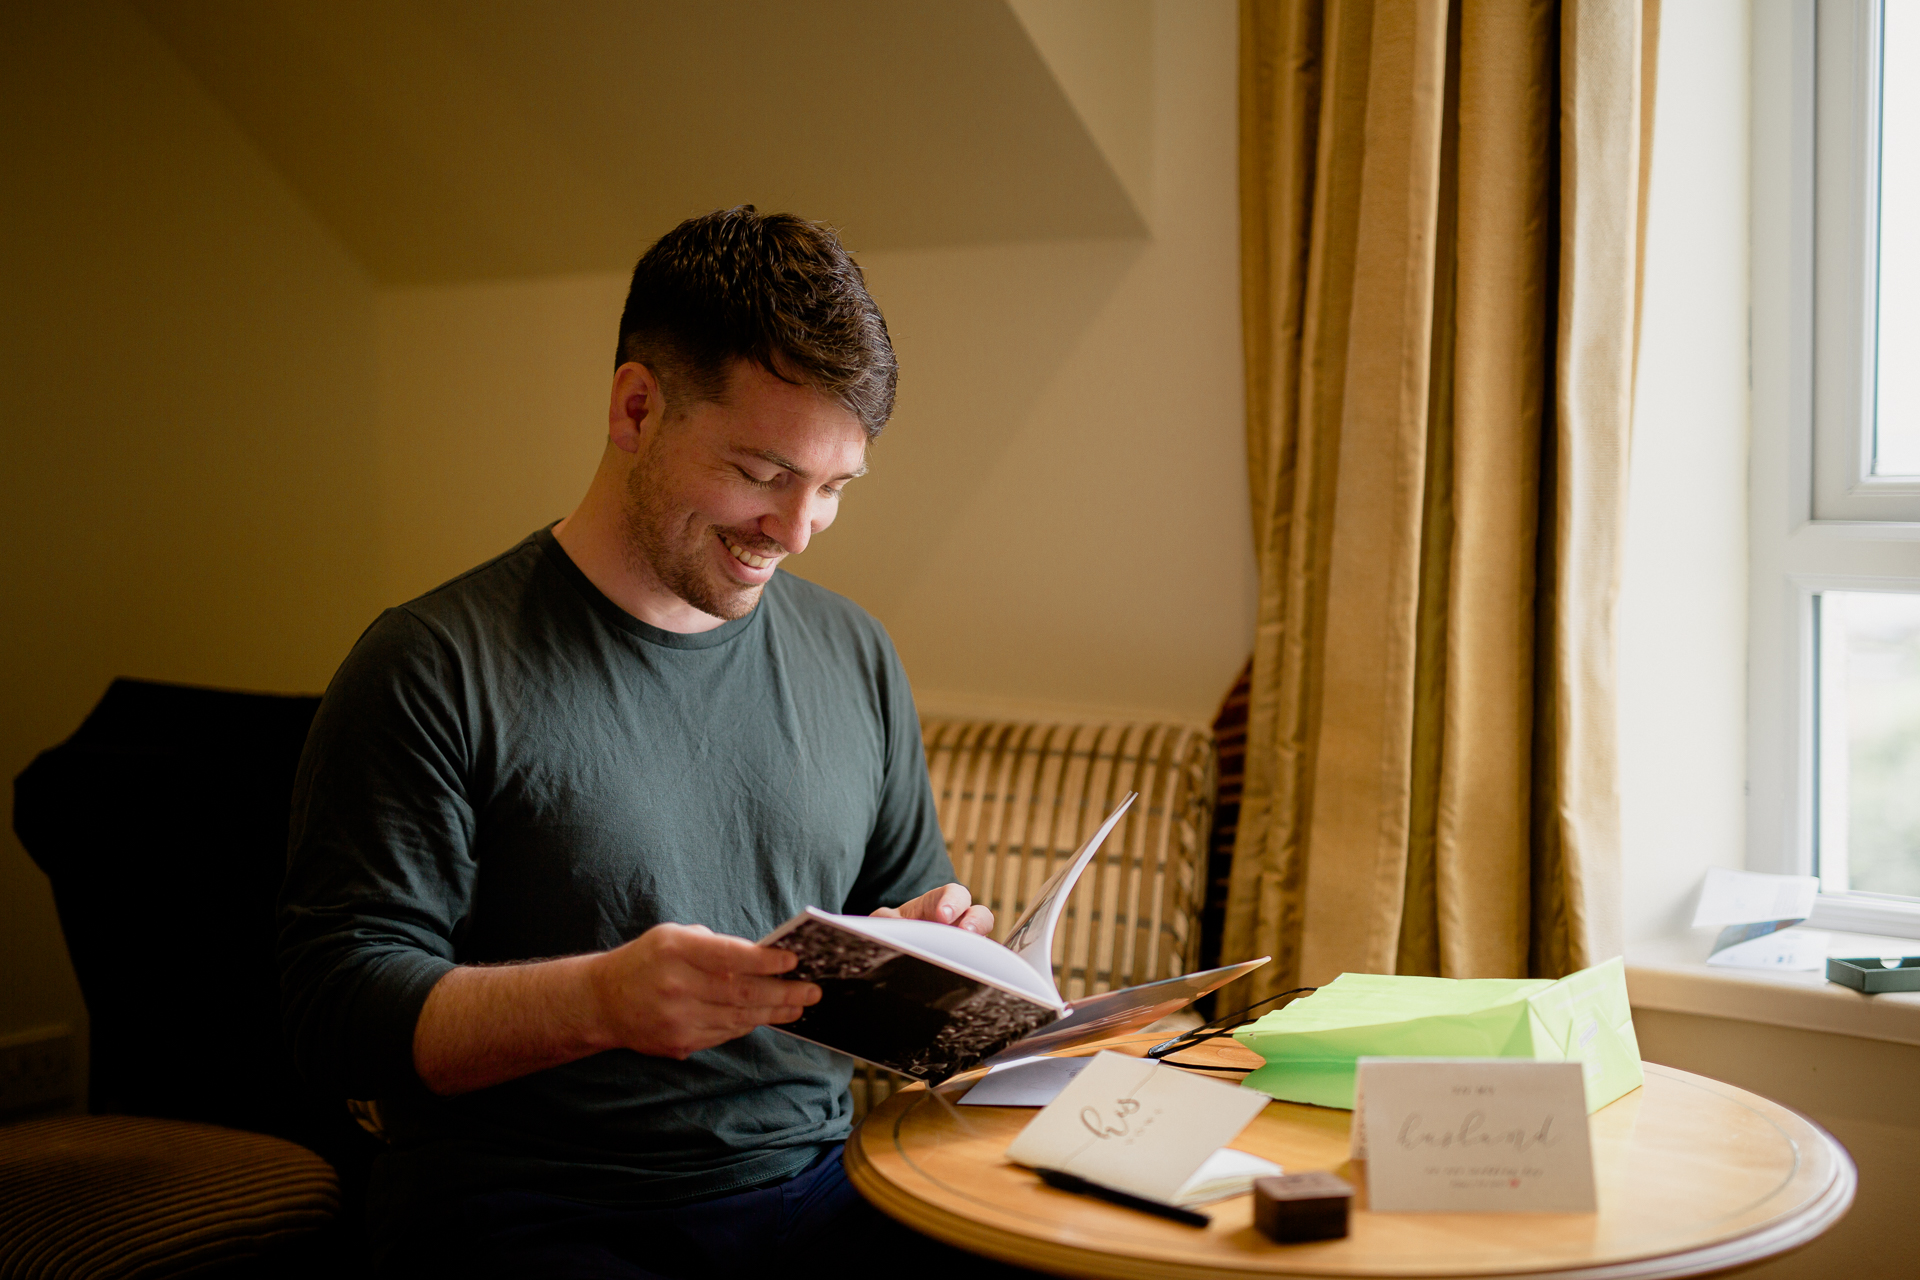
[1626,928,1920,1048]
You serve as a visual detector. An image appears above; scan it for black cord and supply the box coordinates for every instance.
[1145,986,1317,1062]
[1152,1061,1255,1073]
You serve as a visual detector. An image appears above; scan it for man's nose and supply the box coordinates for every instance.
[763,489,833,556]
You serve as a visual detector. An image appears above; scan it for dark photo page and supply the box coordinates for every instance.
[769,914,1057,1081]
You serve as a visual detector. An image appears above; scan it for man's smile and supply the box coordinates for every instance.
[719,530,781,571]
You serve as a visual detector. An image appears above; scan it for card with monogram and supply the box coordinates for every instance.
[1003,1051,1271,1205]
[1354,1058,1597,1212]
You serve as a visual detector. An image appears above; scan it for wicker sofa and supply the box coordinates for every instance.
[853,716,1217,1116]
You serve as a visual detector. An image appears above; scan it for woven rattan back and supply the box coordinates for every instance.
[849,717,1215,1118]
[920,718,1216,1000]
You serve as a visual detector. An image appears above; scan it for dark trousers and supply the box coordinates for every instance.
[378,1147,1043,1279]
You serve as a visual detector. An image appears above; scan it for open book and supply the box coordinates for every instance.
[760,793,1268,1082]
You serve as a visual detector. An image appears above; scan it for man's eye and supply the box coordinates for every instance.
[738,468,778,487]
[820,485,842,499]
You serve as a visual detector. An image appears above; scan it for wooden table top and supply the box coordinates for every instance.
[845,1034,1856,1280]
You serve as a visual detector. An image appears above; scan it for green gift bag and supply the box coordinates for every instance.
[1233,956,1643,1113]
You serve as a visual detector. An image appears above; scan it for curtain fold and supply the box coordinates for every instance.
[1225,0,1656,997]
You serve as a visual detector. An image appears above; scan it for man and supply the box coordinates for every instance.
[279,207,1014,1277]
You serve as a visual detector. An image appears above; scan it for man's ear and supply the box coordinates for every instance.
[608,362,664,455]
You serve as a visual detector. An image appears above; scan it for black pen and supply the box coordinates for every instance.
[1035,1168,1212,1227]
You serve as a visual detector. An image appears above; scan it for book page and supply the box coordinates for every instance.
[985,956,1269,1065]
[1000,792,1136,984]
[830,912,1058,1004]
[765,913,1058,1080]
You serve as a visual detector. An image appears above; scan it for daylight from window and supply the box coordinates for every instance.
[1875,0,1920,474]
[1818,590,1920,897]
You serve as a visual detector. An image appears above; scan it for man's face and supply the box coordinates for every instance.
[622,361,868,622]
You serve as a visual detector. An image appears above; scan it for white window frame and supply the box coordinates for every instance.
[1811,0,1920,519]
[1750,0,1920,938]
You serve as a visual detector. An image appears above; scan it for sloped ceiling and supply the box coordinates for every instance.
[130,0,1149,284]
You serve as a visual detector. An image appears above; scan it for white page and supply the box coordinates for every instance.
[1000,793,1136,983]
[1175,1148,1283,1207]
[798,910,1061,1005]
[1003,1050,1268,1203]
[959,1055,1091,1107]
[1691,866,1819,928]
[1706,927,1829,970]
[982,956,1269,1066]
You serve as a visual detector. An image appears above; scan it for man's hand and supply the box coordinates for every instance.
[871,882,994,935]
[412,922,818,1095]
[588,923,818,1060]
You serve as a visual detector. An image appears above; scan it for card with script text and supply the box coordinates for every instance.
[1003,1051,1269,1203]
[1355,1058,1596,1212]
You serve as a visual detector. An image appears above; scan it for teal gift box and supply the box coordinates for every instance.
[1233,956,1643,1113]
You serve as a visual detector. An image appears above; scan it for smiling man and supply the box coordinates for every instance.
[278,209,1011,1278]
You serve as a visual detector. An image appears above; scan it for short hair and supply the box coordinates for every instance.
[615,207,896,437]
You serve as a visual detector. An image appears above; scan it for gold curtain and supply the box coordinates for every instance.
[1223,0,1659,997]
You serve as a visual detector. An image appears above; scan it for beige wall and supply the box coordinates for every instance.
[372,272,620,604]
[1634,1010,1920,1279]
[2,0,1246,1068]
[0,0,384,1059]
[1617,0,1751,942]
[374,1,1253,728]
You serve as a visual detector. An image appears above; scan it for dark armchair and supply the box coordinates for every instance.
[8,678,375,1277]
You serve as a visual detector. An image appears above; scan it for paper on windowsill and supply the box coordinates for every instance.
[1693,868,1827,970]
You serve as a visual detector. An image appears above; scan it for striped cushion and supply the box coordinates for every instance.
[921,718,1216,1001]
[0,1116,338,1280]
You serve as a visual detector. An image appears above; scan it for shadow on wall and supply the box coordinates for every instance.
[793,238,1145,620]
[369,238,1143,614]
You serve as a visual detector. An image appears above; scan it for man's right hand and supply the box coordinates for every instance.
[588,923,820,1060]
[412,923,820,1096]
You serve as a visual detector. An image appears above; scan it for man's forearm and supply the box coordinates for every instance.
[408,922,821,1096]
[412,954,612,1096]
[410,898,986,1097]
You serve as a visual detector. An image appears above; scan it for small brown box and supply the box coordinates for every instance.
[1253,1171,1354,1243]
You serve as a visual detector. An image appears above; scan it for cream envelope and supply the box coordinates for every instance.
[1002,1051,1269,1203]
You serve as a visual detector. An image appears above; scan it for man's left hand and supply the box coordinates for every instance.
[872,883,993,935]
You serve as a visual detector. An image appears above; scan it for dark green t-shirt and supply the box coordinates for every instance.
[278,528,952,1228]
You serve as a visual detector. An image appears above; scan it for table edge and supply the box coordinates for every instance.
[846,1062,1860,1280]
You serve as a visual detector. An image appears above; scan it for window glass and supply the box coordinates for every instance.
[1817,590,1920,896]
[1875,0,1920,475]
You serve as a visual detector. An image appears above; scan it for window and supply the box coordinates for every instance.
[1812,0,1920,520]
[1815,590,1920,898]
[1876,2,1920,477]
[1751,0,1920,937]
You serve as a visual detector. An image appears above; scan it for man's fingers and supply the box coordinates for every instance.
[762,1002,808,1025]
[927,883,973,923]
[690,968,818,1008]
[899,882,974,924]
[955,903,995,935]
[873,884,992,929]
[674,929,799,977]
[693,998,816,1039]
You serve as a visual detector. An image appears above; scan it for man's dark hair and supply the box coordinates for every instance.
[615,207,896,437]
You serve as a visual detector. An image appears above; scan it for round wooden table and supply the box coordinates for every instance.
[846,1035,1855,1279]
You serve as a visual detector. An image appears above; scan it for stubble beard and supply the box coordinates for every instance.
[622,457,762,622]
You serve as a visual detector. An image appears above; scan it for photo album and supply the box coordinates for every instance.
[760,793,1268,1082]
